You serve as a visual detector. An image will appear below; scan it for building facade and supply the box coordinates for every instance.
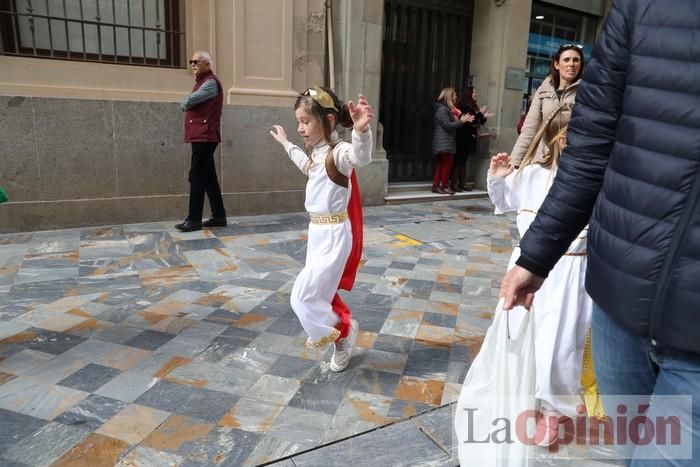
[0,0,609,232]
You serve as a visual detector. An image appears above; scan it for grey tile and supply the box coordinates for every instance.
[403,279,435,300]
[176,237,226,251]
[287,367,358,415]
[134,380,196,412]
[363,293,398,311]
[246,435,313,466]
[403,342,450,379]
[202,308,244,326]
[196,337,249,364]
[388,261,415,271]
[266,354,319,379]
[423,311,458,328]
[410,405,457,457]
[94,371,158,402]
[264,316,304,337]
[291,419,449,466]
[53,394,129,431]
[349,369,402,398]
[125,329,176,351]
[352,308,391,333]
[0,377,88,420]
[179,427,261,467]
[2,421,89,467]
[372,334,414,354]
[14,328,87,355]
[175,388,240,423]
[0,409,47,456]
[266,406,333,445]
[57,363,121,392]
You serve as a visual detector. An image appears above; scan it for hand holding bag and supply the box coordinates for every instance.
[454,301,537,466]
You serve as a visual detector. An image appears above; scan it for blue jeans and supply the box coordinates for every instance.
[592,303,700,466]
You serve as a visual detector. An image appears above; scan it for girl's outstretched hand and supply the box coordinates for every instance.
[348,94,374,133]
[269,125,289,146]
[489,152,515,178]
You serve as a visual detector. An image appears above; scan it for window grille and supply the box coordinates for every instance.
[0,0,185,68]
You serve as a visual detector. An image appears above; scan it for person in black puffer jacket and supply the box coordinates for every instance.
[500,1,700,464]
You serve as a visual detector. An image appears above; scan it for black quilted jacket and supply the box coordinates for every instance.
[516,0,700,354]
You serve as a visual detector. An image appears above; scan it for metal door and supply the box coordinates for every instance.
[380,0,474,182]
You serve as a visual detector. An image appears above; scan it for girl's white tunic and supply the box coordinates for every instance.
[487,164,592,417]
[283,129,373,346]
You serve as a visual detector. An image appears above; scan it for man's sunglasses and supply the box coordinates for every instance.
[189,59,205,65]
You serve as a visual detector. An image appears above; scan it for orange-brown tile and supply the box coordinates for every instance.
[394,376,445,406]
[141,415,214,452]
[51,433,128,467]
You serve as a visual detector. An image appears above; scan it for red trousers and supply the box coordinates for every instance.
[432,152,454,188]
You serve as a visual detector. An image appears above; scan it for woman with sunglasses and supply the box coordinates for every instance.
[509,44,584,167]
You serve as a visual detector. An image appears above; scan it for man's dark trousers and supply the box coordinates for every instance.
[188,142,226,223]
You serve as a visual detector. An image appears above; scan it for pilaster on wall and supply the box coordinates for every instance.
[331,0,388,205]
[467,0,531,188]
[470,0,531,155]
[216,0,295,106]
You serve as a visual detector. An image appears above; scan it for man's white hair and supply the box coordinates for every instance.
[194,50,213,67]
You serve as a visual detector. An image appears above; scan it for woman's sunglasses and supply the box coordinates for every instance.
[559,43,584,50]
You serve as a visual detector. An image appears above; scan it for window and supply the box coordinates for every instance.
[0,0,185,68]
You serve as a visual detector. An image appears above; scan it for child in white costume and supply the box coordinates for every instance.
[487,122,592,445]
[270,86,374,372]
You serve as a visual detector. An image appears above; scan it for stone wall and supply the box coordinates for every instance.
[0,96,320,232]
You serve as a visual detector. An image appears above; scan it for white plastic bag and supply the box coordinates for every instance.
[454,301,536,466]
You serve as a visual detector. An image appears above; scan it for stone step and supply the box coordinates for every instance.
[387,181,476,193]
[384,189,488,205]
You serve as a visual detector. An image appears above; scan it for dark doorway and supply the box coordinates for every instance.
[380,0,474,182]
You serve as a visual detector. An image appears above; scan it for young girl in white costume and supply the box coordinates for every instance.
[270,86,373,372]
[486,112,592,446]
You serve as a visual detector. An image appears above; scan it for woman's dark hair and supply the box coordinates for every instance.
[549,44,584,89]
[457,86,476,111]
[294,86,353,147]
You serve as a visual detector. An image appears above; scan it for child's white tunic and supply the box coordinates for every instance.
[487,164,592,417]
[283,129,373,346]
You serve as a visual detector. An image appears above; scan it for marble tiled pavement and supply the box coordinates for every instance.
[0,199,619,466]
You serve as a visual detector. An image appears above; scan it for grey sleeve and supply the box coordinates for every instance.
[180,79,219,111]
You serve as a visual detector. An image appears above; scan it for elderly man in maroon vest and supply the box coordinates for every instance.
[175,50,227,232]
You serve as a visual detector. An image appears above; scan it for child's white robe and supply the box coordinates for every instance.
[283,129,373,346]
[487,164,592,417]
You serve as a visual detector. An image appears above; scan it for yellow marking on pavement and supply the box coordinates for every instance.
[388,234,422,248]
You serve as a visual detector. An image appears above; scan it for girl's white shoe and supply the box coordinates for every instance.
[329,320,358,372]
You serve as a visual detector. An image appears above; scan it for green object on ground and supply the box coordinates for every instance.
[0,187,8,204]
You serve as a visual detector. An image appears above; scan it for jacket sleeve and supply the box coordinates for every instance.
[180,79,218,111]
[435,106,463,131]
[335,127,374,177]
[515,0,632,278]
[283,142,312,176]
[510,91,543,166]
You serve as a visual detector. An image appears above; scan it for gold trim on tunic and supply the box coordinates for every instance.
[306,328,341,348]
[309,211,348,225]
[563,251,587,256]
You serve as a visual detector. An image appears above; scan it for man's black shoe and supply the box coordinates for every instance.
[202,217,227,228]
[175,220,202,232]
